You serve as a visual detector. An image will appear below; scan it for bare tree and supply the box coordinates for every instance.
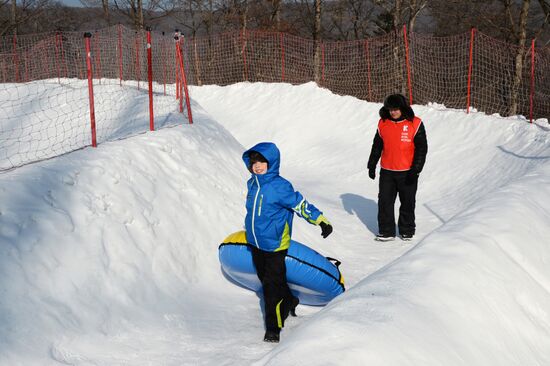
[329,0,348,39]
[329,0,376,40]
[405,0,427,33]
[534,0,550,44]
[85,0,176,30]
[289,1,323,80]
[79,0,111,25]
[102,0,110,24]
[372,0,428,34]
[428,0,548,41]
[271,0,281,30]
[480,0,549,115]
[215,0,249,31]
[111,0,143,29]
[171,0,205,36]
[0,0,51,36]
[373,0,406,93]
[313,0,322,83]
[373,0,403,32]
[351,0,376,38]
[507,0,532,116]
[11,0,16,32]
[427,0,478,36]
[203,0,214,35]
[244,0,285,31]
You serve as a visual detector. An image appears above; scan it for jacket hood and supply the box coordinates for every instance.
[379,93,415,121]
[242,142,281,179]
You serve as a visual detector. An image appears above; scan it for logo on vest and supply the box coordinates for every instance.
[401,124,411,142]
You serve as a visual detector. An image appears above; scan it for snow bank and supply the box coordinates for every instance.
[1,81,549,365]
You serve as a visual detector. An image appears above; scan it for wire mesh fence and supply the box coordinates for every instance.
[0,25,548,172]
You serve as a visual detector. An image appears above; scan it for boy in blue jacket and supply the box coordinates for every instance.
[242,142,333,343]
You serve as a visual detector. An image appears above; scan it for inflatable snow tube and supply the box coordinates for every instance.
[219,231,345,306]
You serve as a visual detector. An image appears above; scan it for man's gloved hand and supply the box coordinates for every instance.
[320,221,333,238]
[368,168,376,180]
[405,169,419,185]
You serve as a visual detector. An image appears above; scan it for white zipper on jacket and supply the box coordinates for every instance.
[251,175,261,248]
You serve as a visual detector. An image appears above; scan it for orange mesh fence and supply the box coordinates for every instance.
[0,25,190,171]
[0,25,548,171]
[322,33,408,102]
[281,33,315,85]
[183,28,548,118]
[409,32,472,108]
[534,47,550,120]
[0,31,90,170]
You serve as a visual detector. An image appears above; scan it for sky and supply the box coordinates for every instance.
[57,0,83,7]
[1,80,550,365]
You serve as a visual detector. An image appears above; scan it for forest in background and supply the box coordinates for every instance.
[1,0,548,45]
[1,1,548,120]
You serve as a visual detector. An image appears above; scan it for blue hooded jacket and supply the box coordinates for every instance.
[243,142,324,252]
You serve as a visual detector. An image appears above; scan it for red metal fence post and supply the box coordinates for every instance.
[175,30,181,101]
[467,28,476,114]
[176,36,194,124]
[146,27,155,131]
[181,37,193,124]
[84,33,97,148]
[403,25,413,104]
[529,39,535,123]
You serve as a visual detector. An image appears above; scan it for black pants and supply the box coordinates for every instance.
[378,169,418,236]
[251,247,295,333]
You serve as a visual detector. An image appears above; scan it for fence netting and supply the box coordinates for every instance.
[0,25,548,171]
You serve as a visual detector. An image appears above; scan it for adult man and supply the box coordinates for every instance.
[367,94,428,241]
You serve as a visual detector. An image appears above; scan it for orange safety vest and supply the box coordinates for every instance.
[378,116,422,171]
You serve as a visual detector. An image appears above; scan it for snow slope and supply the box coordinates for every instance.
[1,81,549,365]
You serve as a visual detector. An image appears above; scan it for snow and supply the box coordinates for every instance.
[1,81,550,365]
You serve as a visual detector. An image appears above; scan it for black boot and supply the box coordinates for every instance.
[264,330,280,343]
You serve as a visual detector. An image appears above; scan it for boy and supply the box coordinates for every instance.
[242,142,333,343]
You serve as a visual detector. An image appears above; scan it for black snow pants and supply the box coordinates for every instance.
[378,169,418,236]
[251,247,295,333]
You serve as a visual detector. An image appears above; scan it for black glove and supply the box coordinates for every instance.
[320,221,333,238]
[405,169,419,185]
[368,168,376,180]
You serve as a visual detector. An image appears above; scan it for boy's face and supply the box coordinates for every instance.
[389,108,402,119]
[251,161,268,175]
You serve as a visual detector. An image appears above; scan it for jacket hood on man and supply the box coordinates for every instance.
[379,93,415,121]
[242,142,281,180]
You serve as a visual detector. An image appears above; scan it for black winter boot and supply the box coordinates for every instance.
[264,330,280,343]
